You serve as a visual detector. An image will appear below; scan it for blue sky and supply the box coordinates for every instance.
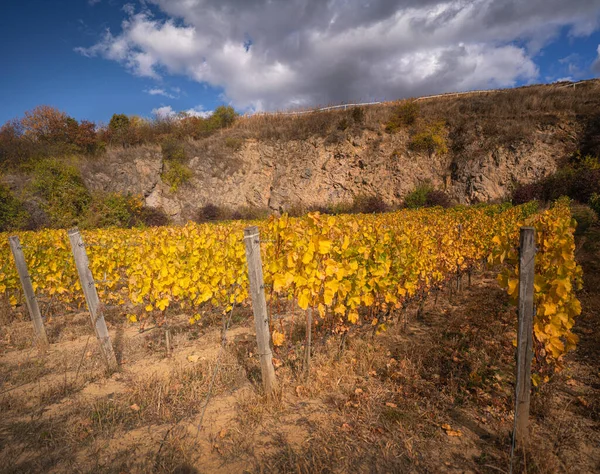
[1,0,599,126]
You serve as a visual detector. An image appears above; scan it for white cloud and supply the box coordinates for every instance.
[145,87,177,98]
[77,0,600,111]
[151,105,212,119]
[152,105,176,119]
[592,45,600,74]
[184,106,213,118]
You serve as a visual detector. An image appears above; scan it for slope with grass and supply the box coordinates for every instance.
[2,80,600,227]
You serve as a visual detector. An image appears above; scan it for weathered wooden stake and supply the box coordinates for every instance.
[514,227,535,445]
[68,228,118,371]
[243,226,277,396]
[8,236,49,351]
[165,328,172,357]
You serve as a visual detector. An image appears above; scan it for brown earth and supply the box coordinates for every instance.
[0,226,598,473]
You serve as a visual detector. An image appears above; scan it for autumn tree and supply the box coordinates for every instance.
[21,105,70,144]
[108,113,131,147]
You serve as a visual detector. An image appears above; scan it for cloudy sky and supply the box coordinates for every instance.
[1,0,600,124]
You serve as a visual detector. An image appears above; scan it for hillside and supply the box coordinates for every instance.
[2,80,600,226]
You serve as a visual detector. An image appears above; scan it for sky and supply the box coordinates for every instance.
[1,0,600,126]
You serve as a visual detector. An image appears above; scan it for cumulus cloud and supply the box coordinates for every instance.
[152,105,176,119]
[185,106,213,118]
[145,87,178,98]
[152,104,212,119]
[77,0,600,111]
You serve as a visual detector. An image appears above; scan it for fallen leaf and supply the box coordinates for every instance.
[187,354,200,363]
[441,423,463,437]
[272,357,282,368]
[354,388,364,395]
[219,428,228,438]
[385,402,398,408]
[130,404,140,411]
[341,423,353,431]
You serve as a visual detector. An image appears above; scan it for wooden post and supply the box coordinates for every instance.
[514,227,535,444]
[165,328,172,357]
[243,226,277,396]
[68,228,118,371]
[8,236,49,351]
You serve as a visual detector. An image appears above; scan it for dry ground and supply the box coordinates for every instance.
[0,228,599,473]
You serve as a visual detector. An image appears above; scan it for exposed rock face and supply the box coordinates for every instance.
[81,123,570,223]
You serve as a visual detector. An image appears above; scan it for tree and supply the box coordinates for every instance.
[74,120,99,154]
[208,105,238,129]
[108,114,131,147]
[21,105,70,144]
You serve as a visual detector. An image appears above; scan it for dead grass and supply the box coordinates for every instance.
[1,245,599,473]
[125,355,246,424]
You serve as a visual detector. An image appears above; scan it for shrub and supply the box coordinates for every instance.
[409,121,448,156]
[424,190,452,208]
[31,158,91,228]
[351,107,365,124]
[196,203,223,222]
[208,106,237,129]
[138,206,169,227]
[161,161,193,192]
[230,206,268,221]
[350,195,388,214]
[337,118,350,131]
[0,183,28,231]
[81,193,143,229]
[571,203,598,235]
[570,168,600,203]
[224,137,243,151]
[512,182,543,205]
[385,101,419,133]
[404,183,434,208]
[108,114,131,147]
[161,139,186,162]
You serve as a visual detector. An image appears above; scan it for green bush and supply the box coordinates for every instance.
[0,183,28,231]
[224,137,243,151]
[571,203,598,235]
[81,193,143,229]
[162,161,193,192]
[404,183,434,208]
[385,101,419,133]
[409,122,448,156]
[31,159,91,228]
[208,106,237,129]
[161,139,186,162]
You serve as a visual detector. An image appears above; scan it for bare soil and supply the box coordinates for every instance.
[0,228,598,473]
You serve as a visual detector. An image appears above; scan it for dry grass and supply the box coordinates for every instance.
[1,239,599,473]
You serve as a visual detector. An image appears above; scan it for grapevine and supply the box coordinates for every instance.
[0,201,581,367]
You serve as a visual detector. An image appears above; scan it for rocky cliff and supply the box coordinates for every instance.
[70,82,600,222]
[81,121,573,222]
